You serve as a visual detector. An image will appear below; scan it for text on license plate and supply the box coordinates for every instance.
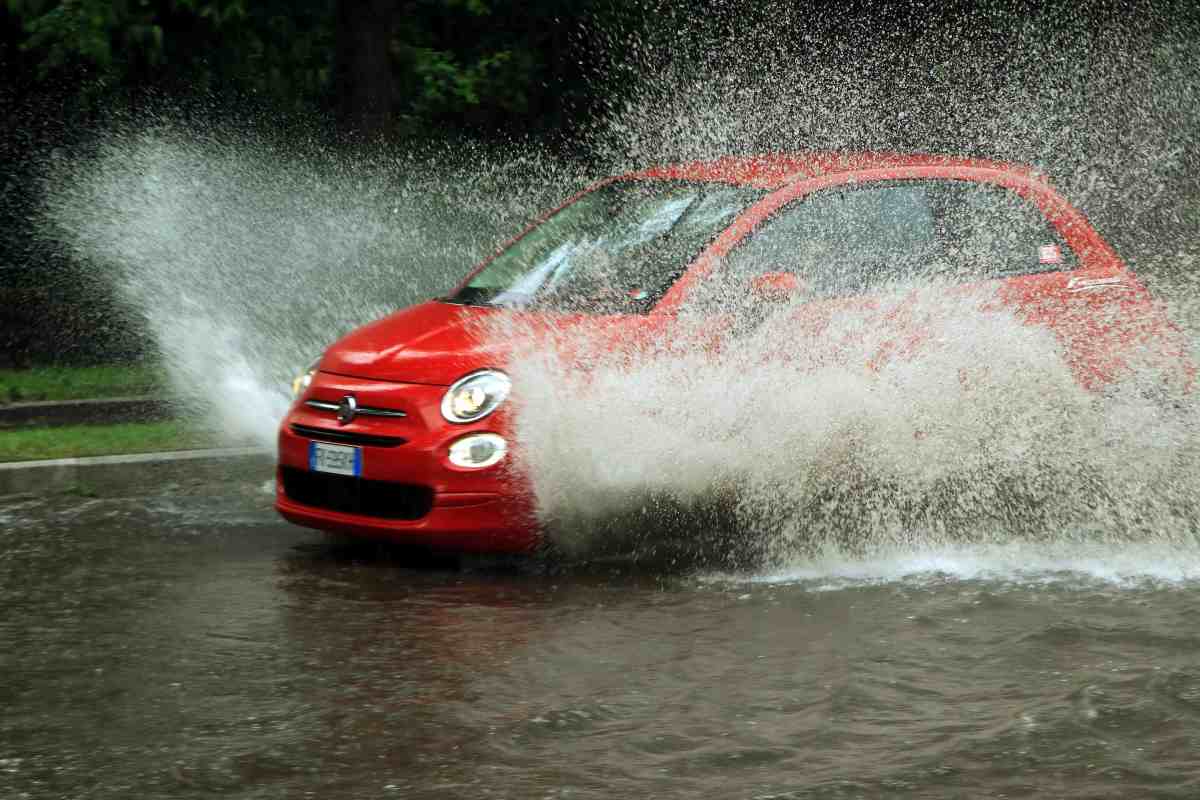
[308,441,361,477]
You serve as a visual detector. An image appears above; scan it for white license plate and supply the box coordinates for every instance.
[308,441,361,477]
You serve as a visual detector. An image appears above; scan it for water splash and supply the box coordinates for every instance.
[494,283,1198,565]
[517,7,1200,567]
[728,540,1200,591]
[41,125,580,445]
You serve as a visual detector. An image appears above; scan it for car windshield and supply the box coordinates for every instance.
[451,180,766,313]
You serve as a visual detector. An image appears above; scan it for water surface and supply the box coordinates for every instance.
[3,489,1199,798]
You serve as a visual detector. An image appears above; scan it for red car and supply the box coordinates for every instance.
[275,152,1192,552]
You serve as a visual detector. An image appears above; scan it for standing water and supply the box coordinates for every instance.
[10,5,1200,797]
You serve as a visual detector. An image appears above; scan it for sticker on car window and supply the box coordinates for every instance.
[1038,244,1062,264]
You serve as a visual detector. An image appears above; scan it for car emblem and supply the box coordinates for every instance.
[336,395,358,425]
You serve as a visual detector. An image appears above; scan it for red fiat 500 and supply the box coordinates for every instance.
[275,152,1192,552]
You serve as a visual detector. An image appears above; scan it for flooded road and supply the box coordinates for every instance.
[4,487,1200,799]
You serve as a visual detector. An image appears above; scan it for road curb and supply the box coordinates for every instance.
[0,396,176,428]
[0,447,275,496]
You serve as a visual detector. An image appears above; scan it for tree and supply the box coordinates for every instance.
[4,0,336,110]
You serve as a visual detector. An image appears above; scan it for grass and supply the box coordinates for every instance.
[0,421,219,462]
[0,364,164,404]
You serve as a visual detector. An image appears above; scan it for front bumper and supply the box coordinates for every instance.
[274,372,538,553]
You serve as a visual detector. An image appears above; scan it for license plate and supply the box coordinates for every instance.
[308,441,361,477]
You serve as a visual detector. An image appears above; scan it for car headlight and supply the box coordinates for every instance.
[448,433,508,468]
[291,359,319,398]
[441,369,511,423]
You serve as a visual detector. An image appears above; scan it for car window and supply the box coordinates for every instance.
[722,180,1077,298]
[453,180,766,313]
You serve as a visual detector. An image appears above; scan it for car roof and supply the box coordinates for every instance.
[627,152,1043,189]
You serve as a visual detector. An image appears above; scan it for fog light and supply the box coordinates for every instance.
[448,433,508,469]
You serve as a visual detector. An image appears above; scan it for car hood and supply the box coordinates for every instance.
[318,301,510,386]
[318,300,646,385]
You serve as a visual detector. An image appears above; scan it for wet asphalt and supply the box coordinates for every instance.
[3,484,1200,799]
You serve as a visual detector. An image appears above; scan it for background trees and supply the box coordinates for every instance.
[2,0,623,140]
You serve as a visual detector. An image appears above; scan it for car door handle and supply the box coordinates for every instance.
[1066,276,1130,293]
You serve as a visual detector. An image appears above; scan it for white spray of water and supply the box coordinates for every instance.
[43,128,582,446]
[503,7,1200,572]
[493,283,1198,567]
[733,540,1200,591]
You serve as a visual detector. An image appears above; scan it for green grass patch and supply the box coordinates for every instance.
[0,421,218,462]
[0,364,164,404]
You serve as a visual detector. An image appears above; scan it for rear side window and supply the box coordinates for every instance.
[723,180,1076,298]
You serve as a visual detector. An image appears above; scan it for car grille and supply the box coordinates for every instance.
[280,467,433,520]
[304,399,407,418]
[290,424,406,448]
